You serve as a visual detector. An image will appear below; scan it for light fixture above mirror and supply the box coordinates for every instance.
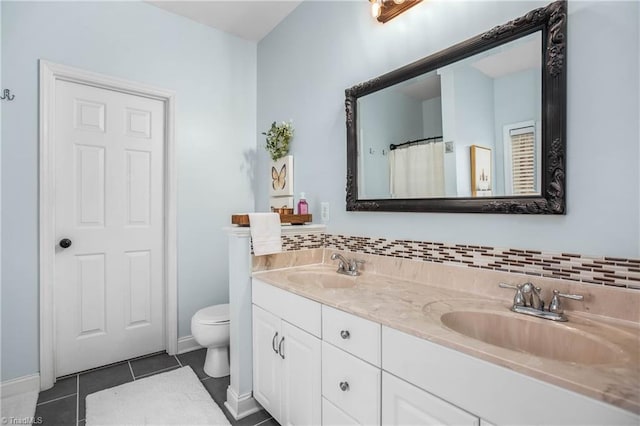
[369,0,422,23]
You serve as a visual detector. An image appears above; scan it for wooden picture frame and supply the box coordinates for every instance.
[470,145,492,197]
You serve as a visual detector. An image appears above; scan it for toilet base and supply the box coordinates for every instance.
[203,346,230,378]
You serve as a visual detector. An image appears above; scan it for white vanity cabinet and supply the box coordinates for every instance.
[252,280,322,426]
[252,278,639,426]
[382,372,479,426]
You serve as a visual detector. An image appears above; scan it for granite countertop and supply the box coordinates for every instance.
[252,264,640,415]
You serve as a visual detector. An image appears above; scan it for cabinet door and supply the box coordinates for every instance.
[382,372,479,426]
[323,398,360,426]
[281,321,321,426]
[253,305,282,421]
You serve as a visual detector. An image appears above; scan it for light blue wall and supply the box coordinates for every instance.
[422,97,442,139]
[445,64,496,197]
[0,3,3,383]
[1,1,256,381]
[257,1,640,258]
[493,69,541,195]
[440,71,458,197]
[358,89,422,198]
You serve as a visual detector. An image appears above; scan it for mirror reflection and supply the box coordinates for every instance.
[357,32,542,200]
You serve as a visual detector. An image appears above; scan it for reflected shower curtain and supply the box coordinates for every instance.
[389,143,445,198]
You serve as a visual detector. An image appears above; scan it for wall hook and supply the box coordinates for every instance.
[1,89,15,101]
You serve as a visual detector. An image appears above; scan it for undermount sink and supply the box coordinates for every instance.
[440,310,625,365]
[287,271,357,289]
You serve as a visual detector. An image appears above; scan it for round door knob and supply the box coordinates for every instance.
[339,381,350,392]
[59,238,72,249]
[340,330,350,339]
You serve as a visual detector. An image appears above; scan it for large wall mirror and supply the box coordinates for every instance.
[345,0,566,214]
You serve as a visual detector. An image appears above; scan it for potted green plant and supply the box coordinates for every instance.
[262,121,294,161]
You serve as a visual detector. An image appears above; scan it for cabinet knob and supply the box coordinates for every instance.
[340,330,350,339]
[339,381,349,392]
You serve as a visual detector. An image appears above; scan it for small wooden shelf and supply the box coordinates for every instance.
[231,214,312,226]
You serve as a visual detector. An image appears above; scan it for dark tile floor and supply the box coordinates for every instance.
[34,349,279,426]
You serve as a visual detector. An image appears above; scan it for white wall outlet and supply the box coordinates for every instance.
[320,202,330,223]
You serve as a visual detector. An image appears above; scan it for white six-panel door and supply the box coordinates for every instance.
[54,79,165,376]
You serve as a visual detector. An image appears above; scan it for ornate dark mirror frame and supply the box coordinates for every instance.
[345,0,566,214]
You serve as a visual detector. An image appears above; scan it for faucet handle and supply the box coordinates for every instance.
[548,289,584,314]
[352,259,365,267]
[498,283,518,290]
[499,283,525,307]
[348,259,364,275]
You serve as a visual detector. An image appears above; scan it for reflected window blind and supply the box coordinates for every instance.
[510,127,536,195]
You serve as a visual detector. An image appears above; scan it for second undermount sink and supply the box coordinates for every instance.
[440,310,625,365]
[287,271,357,289]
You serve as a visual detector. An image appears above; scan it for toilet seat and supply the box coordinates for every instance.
[193,304,230,325]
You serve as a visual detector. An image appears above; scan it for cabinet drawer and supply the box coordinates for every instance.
[382,372,479,426]
[322,305,381,366]
[322,341,381,425]
[252,278,321,337]
[323,398,360,426]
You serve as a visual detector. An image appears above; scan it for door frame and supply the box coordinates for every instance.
[38,60,177,390]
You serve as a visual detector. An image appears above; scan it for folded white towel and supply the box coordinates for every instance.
[248,213,282,256]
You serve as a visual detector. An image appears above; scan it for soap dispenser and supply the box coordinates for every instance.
[297,192,309,215]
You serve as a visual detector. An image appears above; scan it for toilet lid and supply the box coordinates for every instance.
[193,304,230,325]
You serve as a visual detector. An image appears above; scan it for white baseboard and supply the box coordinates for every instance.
[224,386,262,420]
[1,374,40,399]
[177,335,202,354]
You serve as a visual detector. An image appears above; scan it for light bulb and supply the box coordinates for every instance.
[393,0,405,4]
[371,1,381,18]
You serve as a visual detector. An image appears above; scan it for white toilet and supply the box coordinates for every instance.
[191,304,230,378]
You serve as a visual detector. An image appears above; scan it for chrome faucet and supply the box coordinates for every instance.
[499,282,583,322]
[522,282,543,310]
[330,253,363,276]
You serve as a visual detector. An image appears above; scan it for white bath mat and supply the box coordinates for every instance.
[86,366,230,426]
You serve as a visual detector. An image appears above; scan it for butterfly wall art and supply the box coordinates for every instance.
[272,164,286,191]
[269,155,294,197]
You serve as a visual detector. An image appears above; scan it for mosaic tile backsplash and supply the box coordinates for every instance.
[277,233,640,290]
[281,233,325,251]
